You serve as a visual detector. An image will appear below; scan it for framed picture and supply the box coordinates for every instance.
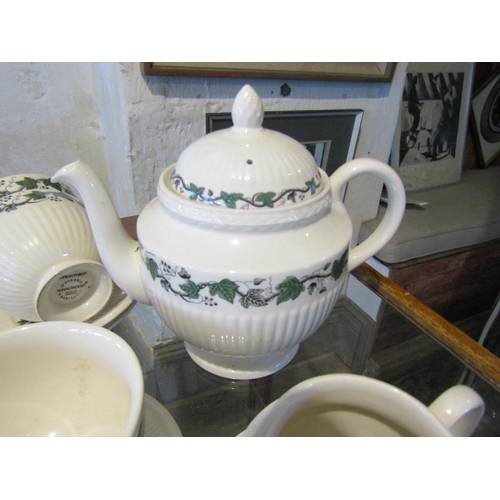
[470,68,500,168]
[206,109,363,176]
[142,62,396,83]
[393,62,474,192]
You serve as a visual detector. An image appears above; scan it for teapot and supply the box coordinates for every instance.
[52,85,406,380]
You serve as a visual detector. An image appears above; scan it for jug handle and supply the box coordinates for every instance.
[427,385,485,437]
[330,158,406,272]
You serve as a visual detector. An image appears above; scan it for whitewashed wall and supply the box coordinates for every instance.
[0,63,109,183]
[0,62,408,350]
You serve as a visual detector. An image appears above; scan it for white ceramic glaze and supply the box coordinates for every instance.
[52,85,406,380]
[240,374,485,437]
[0,282,136,331]
[0,174,113,322]
[142,394,182,437]
[171,85,322,209]
[0,321,144,437]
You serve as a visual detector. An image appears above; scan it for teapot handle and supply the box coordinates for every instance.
[330,158,406,272]
[427,385,485,437]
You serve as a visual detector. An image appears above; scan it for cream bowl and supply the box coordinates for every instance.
[0,321,144,437]
[0,174,112,322]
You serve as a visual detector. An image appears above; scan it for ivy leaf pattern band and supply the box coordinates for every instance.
[143,247,349,309]
[171,171,322,209]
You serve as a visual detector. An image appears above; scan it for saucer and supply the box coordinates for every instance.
[142,394,182,437]
[0,282,135,331]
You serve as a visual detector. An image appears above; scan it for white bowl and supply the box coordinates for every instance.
[0,321,144,437]
[0,174,112,322]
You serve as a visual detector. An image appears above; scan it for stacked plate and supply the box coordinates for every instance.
[0,282,135,332]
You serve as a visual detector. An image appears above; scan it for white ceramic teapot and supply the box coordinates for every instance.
[52,85,406,379]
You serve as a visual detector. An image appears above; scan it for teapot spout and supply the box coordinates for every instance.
[52,161,150,305]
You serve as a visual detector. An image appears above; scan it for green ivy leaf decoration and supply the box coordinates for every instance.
[180,280,201,300]
[25,190,48,201]
[255,192,276,208]
[209,279,239,304]
[221,191,244,209]
[15,177,38,190]
[306,178,317,195]
[331,248,349,280]
[145,257,159,280]
[276,276,305,305]
[41,178,65,192]
[189,183,205,201]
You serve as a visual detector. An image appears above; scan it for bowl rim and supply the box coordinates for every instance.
[0,320,144,437]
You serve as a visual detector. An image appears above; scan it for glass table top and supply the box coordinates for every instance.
[118,216,500,437]
[138,297,500,437]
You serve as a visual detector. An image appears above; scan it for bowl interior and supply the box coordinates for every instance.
[0,321,144,437]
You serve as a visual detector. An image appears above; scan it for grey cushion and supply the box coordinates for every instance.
[359,166,500,264]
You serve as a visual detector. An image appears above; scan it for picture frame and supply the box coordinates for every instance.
[142,62,396,83]
[470,68,500,168]
[206,109,364,177]
[393,62,475,192]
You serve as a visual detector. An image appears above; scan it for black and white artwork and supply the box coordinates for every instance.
[394,63,474,192]
[471,69,500,168]
[399,71,464,166]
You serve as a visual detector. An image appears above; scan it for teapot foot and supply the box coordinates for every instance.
[184,342,299,380]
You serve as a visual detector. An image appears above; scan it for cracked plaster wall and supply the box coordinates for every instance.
[0,63,108,184]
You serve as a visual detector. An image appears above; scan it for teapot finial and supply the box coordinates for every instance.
[232,85,264,129]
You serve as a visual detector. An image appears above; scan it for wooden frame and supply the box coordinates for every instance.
[393,62,475,192]
[207,109,363,177]
[470,68,500,168]
[352,263,500,393]
[141,62,396,83]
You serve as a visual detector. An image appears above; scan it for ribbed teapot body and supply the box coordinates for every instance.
[135,166,352,377]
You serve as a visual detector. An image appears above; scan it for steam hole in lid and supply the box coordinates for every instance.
[247,159,253,165]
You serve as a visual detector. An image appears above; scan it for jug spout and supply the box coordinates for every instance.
[52,161,150,305]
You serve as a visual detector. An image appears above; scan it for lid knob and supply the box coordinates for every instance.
[231,85,264,129]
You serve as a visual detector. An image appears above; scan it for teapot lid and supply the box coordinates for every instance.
[170,85,323,209]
